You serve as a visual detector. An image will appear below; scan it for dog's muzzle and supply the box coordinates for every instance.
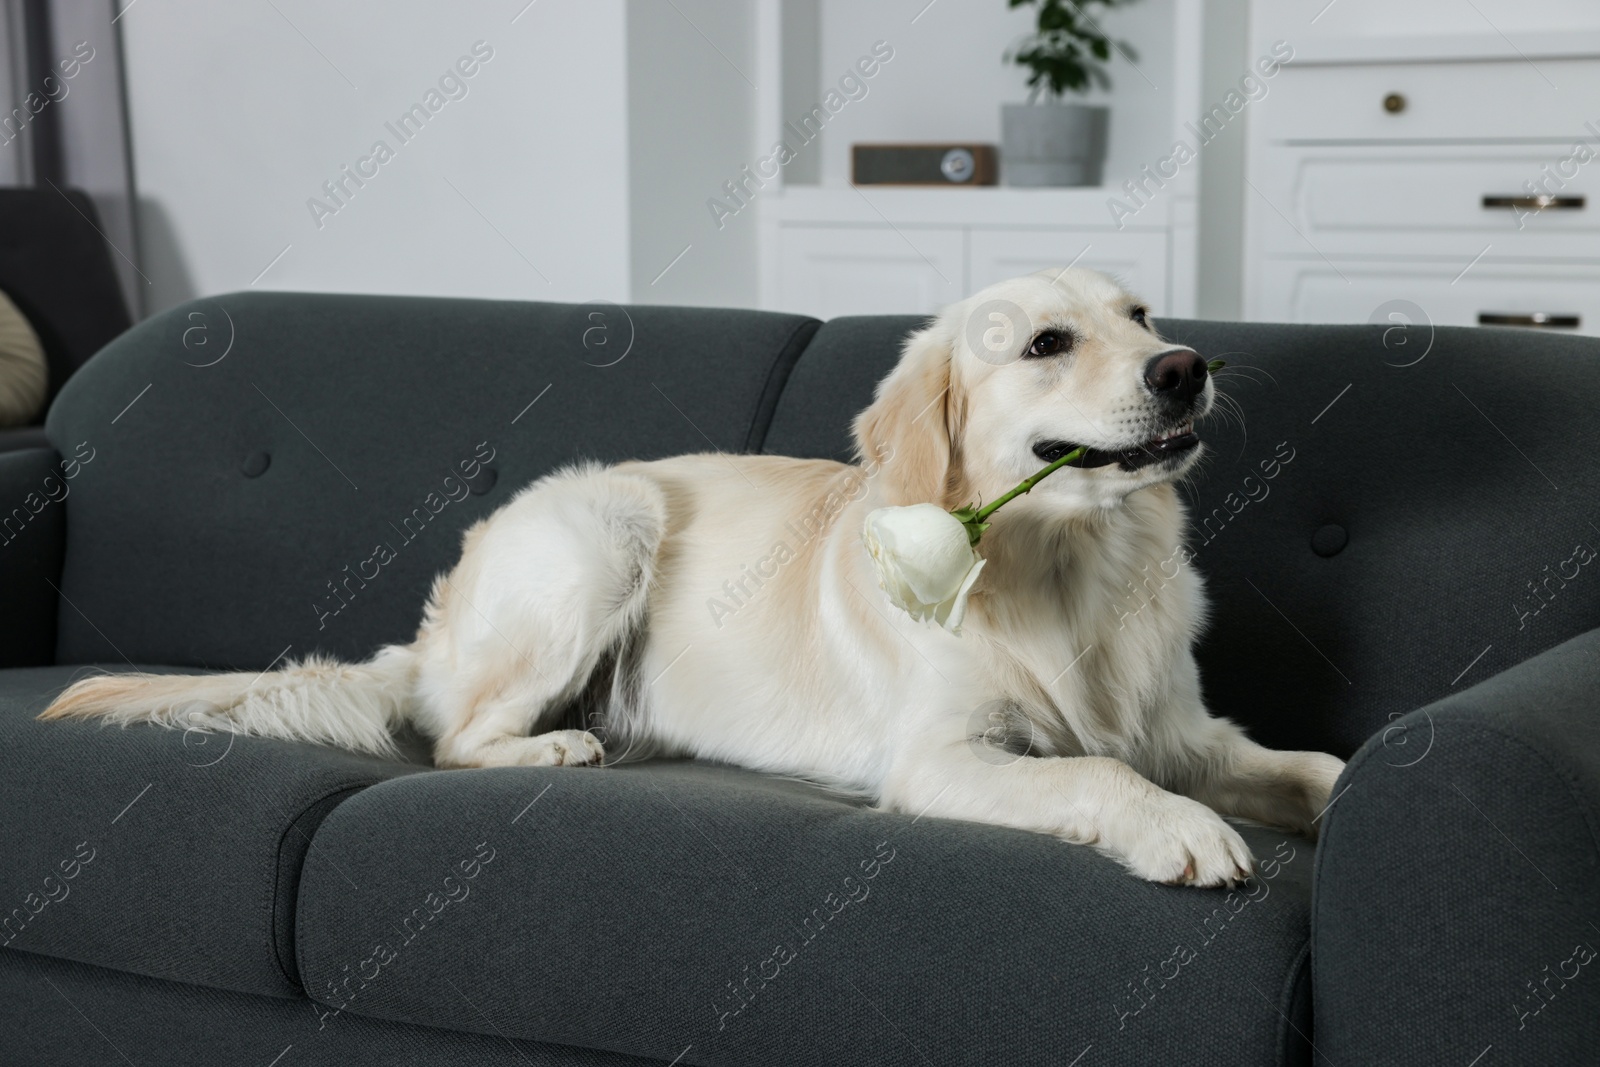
[1032,425,1199,472]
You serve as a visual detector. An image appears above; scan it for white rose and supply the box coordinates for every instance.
[862,504,987,634]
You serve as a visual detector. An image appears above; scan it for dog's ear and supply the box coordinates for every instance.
[852,324,961,507]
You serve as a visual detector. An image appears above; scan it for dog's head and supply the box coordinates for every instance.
[853,268,1212,513]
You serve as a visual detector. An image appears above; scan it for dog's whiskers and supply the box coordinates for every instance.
[1211,360,1276,388]
[1204,386,1250,461]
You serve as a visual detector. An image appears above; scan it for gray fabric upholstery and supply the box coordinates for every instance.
[1155,319,1600,759]
[294,760,1315,1066]
[0,446,65,667]
[1,950,652,1066]
[1314,625,1600,1065]
[0,423,52,453]
[762,317,1600,760]
[761,315,929,464]
[0,665,426,998]
[44,292,818,669]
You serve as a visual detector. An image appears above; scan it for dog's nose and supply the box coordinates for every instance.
[1143,349,1207,404]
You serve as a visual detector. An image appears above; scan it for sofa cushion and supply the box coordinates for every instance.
[0,665,426,998]
[2,951,657,1067]
[0,446,65,668]
[45,292,819,669]
[295,761,1314,1066]
[763,316,1600,760]
[0,423,51,454]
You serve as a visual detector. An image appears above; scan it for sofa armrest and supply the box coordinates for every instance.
[1313,626,1600,1064]
[0,446,65,666]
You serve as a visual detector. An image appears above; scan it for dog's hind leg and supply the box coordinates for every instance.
[417,464,667,770]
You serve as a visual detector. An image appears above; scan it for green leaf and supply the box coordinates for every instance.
[1207,358,1227,374]
[951,505,990,545]
[1006,0,1138,100]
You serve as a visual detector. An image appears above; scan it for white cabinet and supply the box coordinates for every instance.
[774,226,965,320]
[968,230,1169,309]
[1261,261,1600,332]
[1259,147,1600,258]
[1243,24,1600,336]
[1255,58,1600,144]
[760,188,1187,321]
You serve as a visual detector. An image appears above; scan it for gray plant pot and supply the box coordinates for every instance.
[1001,103,1109,187]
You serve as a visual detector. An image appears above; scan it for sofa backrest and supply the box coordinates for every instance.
[762,316,1600,758]
[46,292,817,668]
[45,293,1600,759]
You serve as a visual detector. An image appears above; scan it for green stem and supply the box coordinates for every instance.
[973,446,1088,522]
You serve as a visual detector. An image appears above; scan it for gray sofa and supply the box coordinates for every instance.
[0,188,133,455]
[2,293,1596,1066]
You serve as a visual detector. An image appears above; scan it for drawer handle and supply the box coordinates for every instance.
[1482,194,1586,211]
[1383,93,1407,113]
[1478,312,1581,329]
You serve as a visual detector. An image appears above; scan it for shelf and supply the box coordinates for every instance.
[763,184,1176,229]
[1288,30,1600,66]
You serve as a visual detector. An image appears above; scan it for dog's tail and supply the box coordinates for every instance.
[38,645,418,758]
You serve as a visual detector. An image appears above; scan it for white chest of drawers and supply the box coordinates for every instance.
[758,187,1186,321]
[1242,31,1600,336]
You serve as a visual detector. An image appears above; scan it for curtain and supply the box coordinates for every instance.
[2,0,142,317]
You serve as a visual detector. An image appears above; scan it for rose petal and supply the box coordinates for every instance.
[936,557,986,634]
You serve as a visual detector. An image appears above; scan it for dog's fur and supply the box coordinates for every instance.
[42,269,1343,886]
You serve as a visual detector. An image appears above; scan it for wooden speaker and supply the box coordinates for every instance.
[851,144,998,186]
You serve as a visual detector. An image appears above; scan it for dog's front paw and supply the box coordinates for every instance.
[1298,752,1347,839]
[1106,793,1255,888]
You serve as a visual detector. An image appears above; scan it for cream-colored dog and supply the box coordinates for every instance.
[44,269,1343,887]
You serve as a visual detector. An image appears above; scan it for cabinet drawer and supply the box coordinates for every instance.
[968,230,1169,311]
[1254,259,1600,336]
[774,225,965,320]
[1259,58,1600,143]
[1256,147,1600,257]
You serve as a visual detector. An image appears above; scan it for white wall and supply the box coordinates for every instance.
[626,0,760,307]
[1196,0,1250,320]
[121,0,631,313]
[777,0,822,186]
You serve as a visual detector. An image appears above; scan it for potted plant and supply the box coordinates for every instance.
[1002,0,1137,187]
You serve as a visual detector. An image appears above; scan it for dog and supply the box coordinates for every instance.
[43,268,1344,887]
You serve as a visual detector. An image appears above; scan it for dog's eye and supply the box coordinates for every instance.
[1026,330,1071,359]
[1130,306,1149,329]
